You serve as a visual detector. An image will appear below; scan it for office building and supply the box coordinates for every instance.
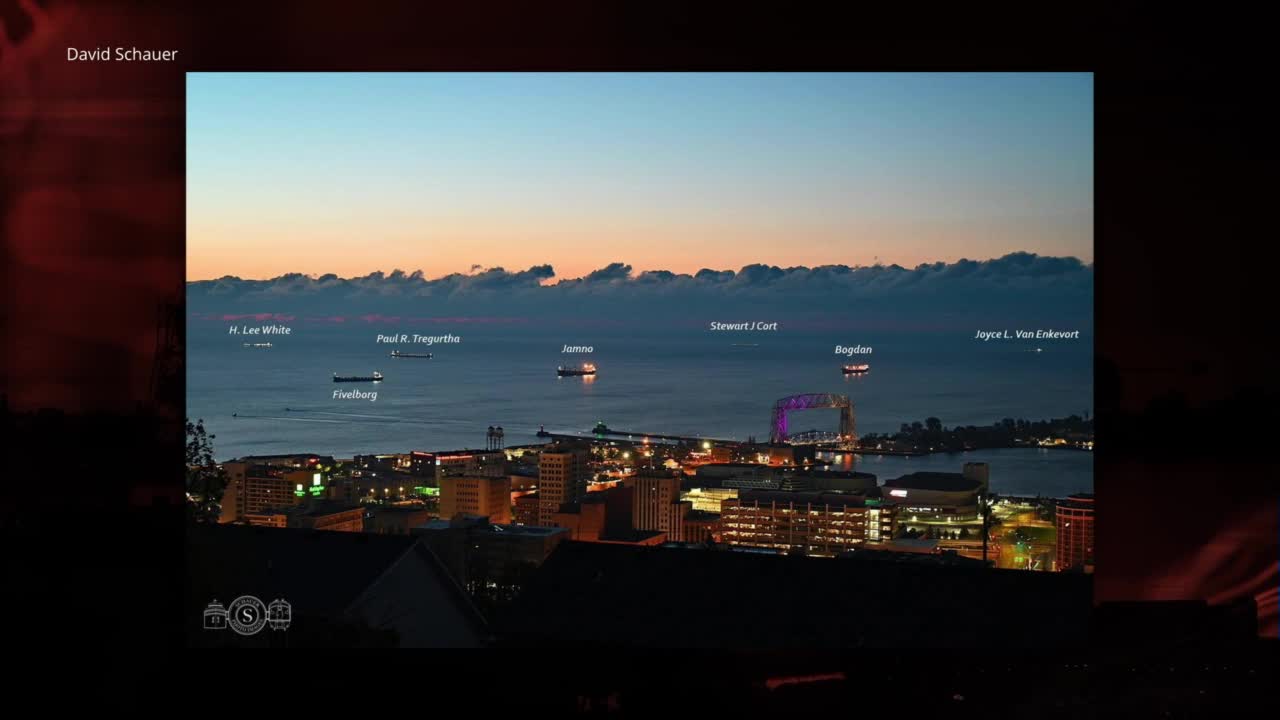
[631,469,690,542]
[551,500,608,541]
[683,510,721,544]
[434,449,507,479]
[219,463,320,522]
[1055,493,1095,572]
[681,486,738,513]
[440,475,512,524]
[513,492,540,526]
[881,472,982,522]
[550,485,635,542]
[720,490,896,557]
[243,502,364,532]
[538,444,590,526]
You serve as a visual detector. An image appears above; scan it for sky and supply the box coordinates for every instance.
[187,73,1092,281]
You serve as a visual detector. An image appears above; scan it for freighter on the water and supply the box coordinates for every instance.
[842,363,870,375]
[557,363,597,377]
[390,350,432,359]
[333,371,383,382]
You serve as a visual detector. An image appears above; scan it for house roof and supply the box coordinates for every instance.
[187,523,488,645]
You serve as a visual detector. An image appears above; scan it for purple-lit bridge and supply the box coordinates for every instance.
[769,393,855,446]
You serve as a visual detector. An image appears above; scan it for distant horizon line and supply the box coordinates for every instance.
[187,250,1093,284]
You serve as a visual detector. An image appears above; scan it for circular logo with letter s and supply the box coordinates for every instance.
[226,595,268,636]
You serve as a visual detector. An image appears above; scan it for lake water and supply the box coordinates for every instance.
[188,321,1092,495]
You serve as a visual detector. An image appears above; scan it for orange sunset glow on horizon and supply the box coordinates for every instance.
[187,73,1092,282]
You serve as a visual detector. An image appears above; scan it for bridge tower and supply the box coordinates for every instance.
[769,393,856,447]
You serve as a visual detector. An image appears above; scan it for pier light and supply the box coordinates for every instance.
[622,452,630,459]
[702,441,711,450]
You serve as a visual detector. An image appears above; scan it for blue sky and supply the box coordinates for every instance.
[188,72,1092,280]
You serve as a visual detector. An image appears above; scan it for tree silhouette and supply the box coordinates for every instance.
[980,490,1000,566]
[187,418,229,523]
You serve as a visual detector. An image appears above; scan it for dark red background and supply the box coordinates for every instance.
[1,0,1274,642]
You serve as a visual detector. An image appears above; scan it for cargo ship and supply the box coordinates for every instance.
[842,363,870,375]
[390,350,432,359]
[333,371,383,383]
[557,363,597,377]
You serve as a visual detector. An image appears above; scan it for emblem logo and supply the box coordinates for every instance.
[267,598,292,631]
[226,595,268,636]
[203,600,228,630]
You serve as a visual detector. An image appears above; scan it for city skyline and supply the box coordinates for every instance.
[188,72,1093,280]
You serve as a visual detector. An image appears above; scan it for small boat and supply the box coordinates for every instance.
[842,364,870,375]
[557,363,597,377]
[334,371,383,383]
[390,350,433,359]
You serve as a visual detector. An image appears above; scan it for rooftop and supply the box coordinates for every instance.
[252,501,363,518]
[732,490,874,508]
[418,448,504,458]
[234,453,331,461]
[697,462,774,470]
[482,524,569,538]
[186,524,487,647]
[803,469,878,481]
[884,472,981,492]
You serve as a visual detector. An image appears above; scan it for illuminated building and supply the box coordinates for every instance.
[233,453,334,469]
[219,463,326,521]
[683,510,721,544]
[440,475,512,524]
[405,449,507,484]
[513,492,540,525]
[244,502,364,532]
[631,470,691,542]
[243,510,287,528]
[551,485,636,542]
[537,444,590,526]
[1055,493,1094,572]
[551,500,607,541]
[681,486,738,513]
[508,468,538,493]
[354,454,399,473]
[881,472,981,522]
[720,491,896,557]
[218,461,249,523]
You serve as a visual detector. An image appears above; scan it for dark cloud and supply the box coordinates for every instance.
[582,262,633,283]
[188,253,1092,331]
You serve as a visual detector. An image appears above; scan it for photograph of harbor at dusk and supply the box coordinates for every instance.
[186,73,1096,647]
